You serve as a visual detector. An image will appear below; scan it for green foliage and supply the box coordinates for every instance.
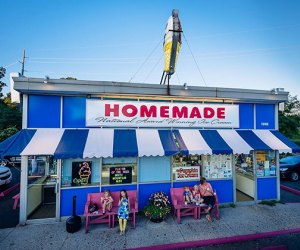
[229,203,236,208]
[258,200,284,206]
[0,67,7,98]
[279,95,300,141]
[144,192,171,219]
[0,126,18,142]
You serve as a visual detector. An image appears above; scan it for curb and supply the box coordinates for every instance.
[128,227,300,250]
[280,185,300,196]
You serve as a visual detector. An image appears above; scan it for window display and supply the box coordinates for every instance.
[256,151,276,177]
[61,159,100,187]
[172,155,201,181]
[102,157,137,185]
[202,154,232,179]
[235,153,254,179]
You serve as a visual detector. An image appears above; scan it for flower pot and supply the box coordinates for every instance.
[150,216,163,223]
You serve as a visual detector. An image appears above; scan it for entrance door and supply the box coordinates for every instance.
[235,154,255,202]
[27,156,59,220]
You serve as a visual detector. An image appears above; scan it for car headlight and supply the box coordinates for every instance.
[280,168,288,171]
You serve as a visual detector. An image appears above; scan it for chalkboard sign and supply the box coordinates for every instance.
[72,161,92,186]
[109,166,132,185]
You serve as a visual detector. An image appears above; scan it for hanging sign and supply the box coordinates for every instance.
[72,161,92,186]
[175,166,200,181]
[109,166,132,184]
[86,100,239,128]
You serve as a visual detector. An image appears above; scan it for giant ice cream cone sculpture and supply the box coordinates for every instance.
[78,162,91,185]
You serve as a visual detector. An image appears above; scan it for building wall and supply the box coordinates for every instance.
[27,95,276,129]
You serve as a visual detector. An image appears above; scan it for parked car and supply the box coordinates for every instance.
[280,156,300,181]
[0,161,13,186]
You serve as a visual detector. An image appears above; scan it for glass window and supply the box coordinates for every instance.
[61,158,100,187]
[102,157,137,185]
[235,153,254,179]
[202,154,232,179]
[172,155,201,181]
[256,151,276,177]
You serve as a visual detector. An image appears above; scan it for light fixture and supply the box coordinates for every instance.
[183,82,188,90]
[44,75,50,84]
[271,87,284,95]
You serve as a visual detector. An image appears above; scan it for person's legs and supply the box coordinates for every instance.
[123,219,127,234]
[119,218,123,235]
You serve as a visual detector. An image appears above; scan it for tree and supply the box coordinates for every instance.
[279,95,300,143]
[0,67,7,98]
[0,68,22,142]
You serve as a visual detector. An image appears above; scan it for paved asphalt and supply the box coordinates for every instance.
[0,165,20,229]
[1,203,300,249]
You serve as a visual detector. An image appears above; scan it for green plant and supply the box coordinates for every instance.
[144,191,171,219]
[229,203,236,208]
[259,200,277,206]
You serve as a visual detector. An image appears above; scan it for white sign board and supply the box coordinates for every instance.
[86,100,239,128]
[175,166,200,181]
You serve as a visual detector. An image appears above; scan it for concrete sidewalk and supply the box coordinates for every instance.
[1,203,300,250]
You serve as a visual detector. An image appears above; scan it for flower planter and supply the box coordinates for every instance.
[150,216,163,223]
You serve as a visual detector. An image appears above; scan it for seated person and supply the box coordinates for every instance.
[199,177,216,222]
[192,184,204,205]
[183,186,193,204]
[100,190,114,214]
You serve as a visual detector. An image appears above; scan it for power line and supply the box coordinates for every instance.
[143,55,163,83]
[183,33,207,87]
[128,38,163,83]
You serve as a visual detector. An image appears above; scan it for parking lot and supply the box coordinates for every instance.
[0,163,20,229]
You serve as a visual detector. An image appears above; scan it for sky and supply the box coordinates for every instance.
[1,0,300,97]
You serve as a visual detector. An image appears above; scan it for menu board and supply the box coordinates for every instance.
[72,161,92,186]
[109,166,132,184]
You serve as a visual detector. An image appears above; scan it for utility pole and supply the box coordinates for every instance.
[21,49,26,76]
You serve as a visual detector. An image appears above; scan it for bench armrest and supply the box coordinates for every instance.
[84,202,90,215]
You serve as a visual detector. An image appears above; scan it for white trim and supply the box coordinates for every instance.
[253,151,257,202]
[276,151,280,201]
[22,94,28,129]
[19,156,28,225]
[56,159,62,221]
[275,104,279,130]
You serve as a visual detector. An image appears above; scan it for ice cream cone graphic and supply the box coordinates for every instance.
[78,162,91,185]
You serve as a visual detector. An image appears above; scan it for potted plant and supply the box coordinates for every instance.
[144,191,171,222]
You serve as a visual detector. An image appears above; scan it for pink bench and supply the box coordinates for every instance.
[170,187,220,223]
[12,193,20,210]
[84,190,138,233]
[170,187,198,224]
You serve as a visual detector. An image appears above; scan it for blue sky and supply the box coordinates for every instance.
[1,0,300,97]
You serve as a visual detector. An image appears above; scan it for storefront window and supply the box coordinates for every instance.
[202,154,232,179]
[102,157,137,186]
[61,158,100,187]
[235,153,254,179]
[256,151,276,177]
[172,155,201,181]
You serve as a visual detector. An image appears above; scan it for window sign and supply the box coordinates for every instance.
[175,166,200,181]
[72,161,92,186]
[109,166,132,184]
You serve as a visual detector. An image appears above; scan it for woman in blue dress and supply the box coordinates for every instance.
[118,189,130,235]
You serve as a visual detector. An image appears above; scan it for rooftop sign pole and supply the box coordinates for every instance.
[160,9,182,95]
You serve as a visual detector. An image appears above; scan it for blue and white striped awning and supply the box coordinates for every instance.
[174,129,300,155]
[7,129,178,158]
[1,129,299,159]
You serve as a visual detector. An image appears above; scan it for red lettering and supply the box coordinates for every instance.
[217,108,225,119]
[172,106,188,118]
[160,106,169,118]
[140,105,157,117]
[105,104,119,117]
[203,107,215,118]
[189,107,202,118]
[122,105,138,117]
